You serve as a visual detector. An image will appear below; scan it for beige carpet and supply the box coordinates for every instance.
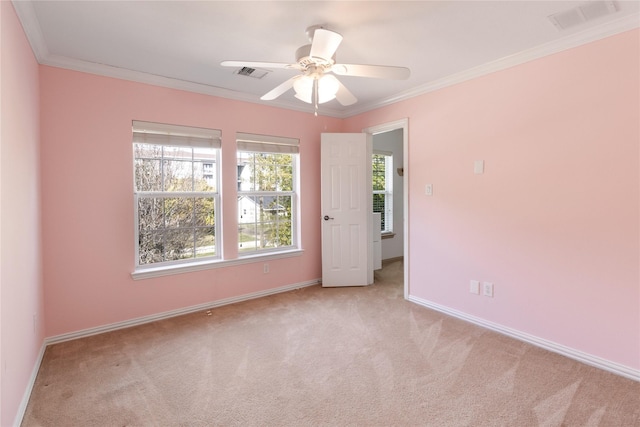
[22,260,640,426]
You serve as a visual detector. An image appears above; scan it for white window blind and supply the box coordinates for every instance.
[236,132,299,154]
[132,120,221,148]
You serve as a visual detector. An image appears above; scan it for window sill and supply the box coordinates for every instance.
[381,232,395,239]
[131,249,304,280]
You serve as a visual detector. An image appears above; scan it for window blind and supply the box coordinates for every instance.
[236,132,299,154]
[132,120,221,148]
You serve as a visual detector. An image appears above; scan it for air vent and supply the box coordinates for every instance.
[234,67,269,79]
[548,1,617,31]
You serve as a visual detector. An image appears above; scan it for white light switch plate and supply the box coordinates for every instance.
[425,184,433,196]
[470,280,480,295]
[474,160,484,174]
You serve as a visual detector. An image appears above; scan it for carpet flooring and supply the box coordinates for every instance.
[22,260,640,426]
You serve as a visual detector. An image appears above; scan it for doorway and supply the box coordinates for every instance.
[364,119,409,299]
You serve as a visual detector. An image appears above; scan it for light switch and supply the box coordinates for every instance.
[425,184,433,196]
[474,160,484,174]
[470,280,480,295]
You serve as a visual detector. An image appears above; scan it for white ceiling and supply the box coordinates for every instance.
[13,1,640,118]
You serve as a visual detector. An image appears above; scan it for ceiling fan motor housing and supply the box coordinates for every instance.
[295,44,335,70]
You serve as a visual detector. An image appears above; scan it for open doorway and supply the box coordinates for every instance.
[364,119,409,299]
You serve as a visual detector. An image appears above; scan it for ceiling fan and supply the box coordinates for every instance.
[221,25,410,113]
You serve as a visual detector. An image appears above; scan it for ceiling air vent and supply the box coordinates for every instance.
[548,1,617,31]
[234,67,269,79]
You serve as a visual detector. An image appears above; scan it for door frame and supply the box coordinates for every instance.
[363,119,409,299]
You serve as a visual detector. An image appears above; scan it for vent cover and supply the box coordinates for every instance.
[548,1,617,31]
[234,67,269,79]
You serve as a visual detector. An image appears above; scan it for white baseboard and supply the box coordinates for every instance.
[14,342,47,427]
[46,278,321,345]
[16,278,320,426]
[408,295,639,382]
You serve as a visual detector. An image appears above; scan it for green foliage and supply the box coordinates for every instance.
[238,152,294,251]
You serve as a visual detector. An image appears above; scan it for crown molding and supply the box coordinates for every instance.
[344,13,639,117]
[13,1,639,119]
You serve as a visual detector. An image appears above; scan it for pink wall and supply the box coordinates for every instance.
[1,2,45,425]
[344,30,640,370]
[39,66,343,338]
[4,13,638,425]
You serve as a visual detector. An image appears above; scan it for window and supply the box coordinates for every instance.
[237,133,299,254]
[133,121,221,268]
[372,151,393,233]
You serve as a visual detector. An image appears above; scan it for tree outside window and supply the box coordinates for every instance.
[133,121,220,268]
[237,151,295,252]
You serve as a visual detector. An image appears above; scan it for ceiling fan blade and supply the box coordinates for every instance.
[260,76,297,101]
[309,29,343,60]
[335,80,357,106]
[332,63,410,80]
[221,60,300,71]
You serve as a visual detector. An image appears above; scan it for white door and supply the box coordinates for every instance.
[321,133,373,287]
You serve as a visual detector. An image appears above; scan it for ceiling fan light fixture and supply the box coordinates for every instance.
[293,74,339,104]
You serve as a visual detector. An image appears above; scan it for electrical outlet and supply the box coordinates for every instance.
[470,280,480,295]
[483,282,494,297]
[263,263,269,274]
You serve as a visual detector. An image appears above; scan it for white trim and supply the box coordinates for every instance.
[344,14,639,117]
[46,277,320,345]
[131,249,303,280]
[363,119,409,300]
[13,342,47,427]
[408,295,640,382]
[16,277,318,424]
[13,0,637,119]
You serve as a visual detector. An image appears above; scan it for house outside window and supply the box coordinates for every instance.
[237,132,299,254]
[373,151,393,233]
[133,121,221,268]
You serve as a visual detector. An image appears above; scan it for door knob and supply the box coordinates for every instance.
[323,215,334,221]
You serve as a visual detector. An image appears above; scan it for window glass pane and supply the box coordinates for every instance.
[195,227,215,258]
[193,146,216,162]
[134,158,162,192]
[373,193,386,230]
[194,198,215,227]
[164,198,194,228]
[242,153,293,192]
[255,155,274,191]
[238,221,257,252]
[138,232,163,265]
[273,212,292,247]
[277,163,293,191]
[195,162,217,191]
[163,160,193,191]
[372,154,386,191]
[138,197,164,230]
[372,153,392,233]
[135,143,162,159]
[164,229,195,260]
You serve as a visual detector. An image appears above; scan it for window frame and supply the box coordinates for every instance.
[372,150,394,234]
[132,121,222,271]
[236,132,300,257]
